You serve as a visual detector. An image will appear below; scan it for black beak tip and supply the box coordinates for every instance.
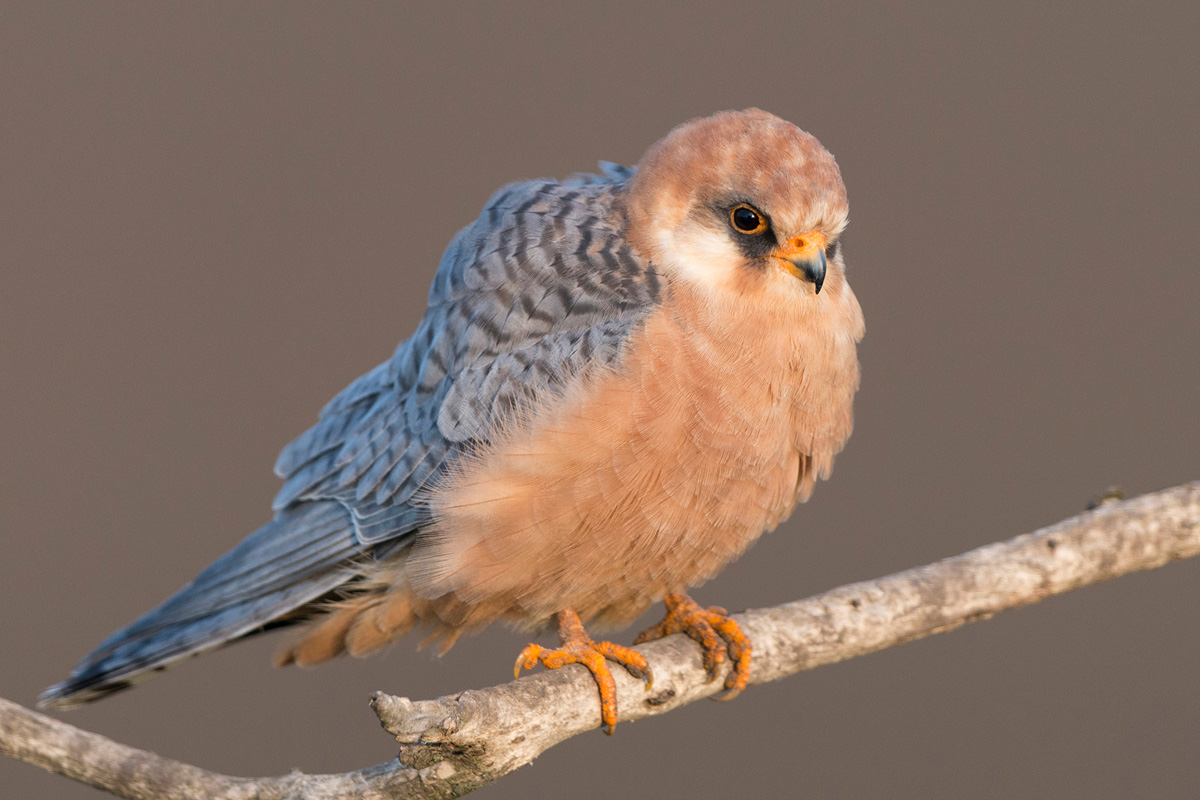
[803,250,827,294]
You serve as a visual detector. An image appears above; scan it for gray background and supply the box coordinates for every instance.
[3,2,1199,798]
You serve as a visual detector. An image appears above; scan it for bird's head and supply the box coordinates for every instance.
[625,109,848,302]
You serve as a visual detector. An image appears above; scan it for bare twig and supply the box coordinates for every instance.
[3,481,1198,799]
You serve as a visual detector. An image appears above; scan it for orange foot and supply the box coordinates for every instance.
[634,592,751,700]
[515,608,653,734]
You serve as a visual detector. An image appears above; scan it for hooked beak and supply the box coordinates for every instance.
[775,232,827,294]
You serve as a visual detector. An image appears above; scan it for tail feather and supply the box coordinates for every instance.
[39,500,366,709]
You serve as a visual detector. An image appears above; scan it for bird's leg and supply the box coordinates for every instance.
[634,592,751,700]
[514,608,653,734]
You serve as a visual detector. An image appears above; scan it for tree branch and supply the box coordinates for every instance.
[4,481,1198,799]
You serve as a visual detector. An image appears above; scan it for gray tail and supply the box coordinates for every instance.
[39,500,361,709]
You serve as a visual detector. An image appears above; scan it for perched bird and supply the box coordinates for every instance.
[41,109,864,733]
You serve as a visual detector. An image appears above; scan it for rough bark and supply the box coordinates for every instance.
[3,481,1198,799]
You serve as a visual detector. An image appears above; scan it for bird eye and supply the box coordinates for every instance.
[730,204,767,235]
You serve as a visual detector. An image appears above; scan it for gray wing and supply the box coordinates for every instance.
[41,167,661,708]
[272,172,662,543]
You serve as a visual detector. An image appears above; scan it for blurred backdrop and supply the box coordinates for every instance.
[2,2,1198,798]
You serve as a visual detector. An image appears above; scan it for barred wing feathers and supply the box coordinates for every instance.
[41,168,662,708]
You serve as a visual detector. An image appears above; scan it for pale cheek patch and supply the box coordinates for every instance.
[654,222,744,292]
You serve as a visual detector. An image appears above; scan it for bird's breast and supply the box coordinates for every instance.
[409,279,862,629]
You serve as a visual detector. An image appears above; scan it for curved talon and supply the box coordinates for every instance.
[639,663,655,692]
[636,592,752,696]
[514,644,544,679]
[711,685,743,703]
[513,609,651,734]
